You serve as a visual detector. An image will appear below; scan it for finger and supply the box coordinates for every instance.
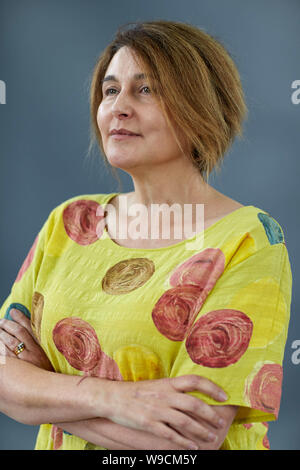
[148,420,199,450]
[9,309,37,340]
[0,340,15,358]
[0,327,21,352]
[113,403,198,450]
[0,329,32,361]
[159,407,217,445]
[169,393,224,429]
[0,318,36,351]
[170,375,228,402]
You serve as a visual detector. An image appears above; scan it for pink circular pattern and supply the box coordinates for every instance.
[245,363,283,418]
[52,317,122,381]
[51,425,63,450]
[63,199,105,245]
[243,423,253,429]
[91,352,123,380]
[262,434,270,449]
[169,248,225,292]
[185,309,253,367]
[15,234,39,282]
[53,317,102,371]
[152,248,226,342]
[152,285,205,341]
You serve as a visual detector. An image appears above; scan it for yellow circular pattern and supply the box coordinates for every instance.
[113,345,165,381]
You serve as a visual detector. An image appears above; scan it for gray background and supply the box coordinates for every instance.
[0,0,299,450]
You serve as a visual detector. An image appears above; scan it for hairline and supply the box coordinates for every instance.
[101,73,152,85]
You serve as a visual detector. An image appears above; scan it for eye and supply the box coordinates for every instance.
[103,86,151,96]
[104,88,117,96]
[140,86,151,94]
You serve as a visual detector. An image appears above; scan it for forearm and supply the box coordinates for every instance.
[0,357,106,426]
[57,419,136,450]
[57,378,235,451]
[57,417,183,450]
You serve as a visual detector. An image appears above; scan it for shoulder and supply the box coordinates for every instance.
[211,202,289,271]
[214,196,288,250]
[46,193,112,219]
[243,206,287,249]
[52,193,111,211]
[39,193,113,242]
[215,195,287,247]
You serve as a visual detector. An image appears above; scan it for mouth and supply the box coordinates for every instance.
[110,134,141,140]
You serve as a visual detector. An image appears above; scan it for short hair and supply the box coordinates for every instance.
[88,20,248,185]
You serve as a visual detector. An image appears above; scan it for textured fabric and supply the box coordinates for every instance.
[0,193,293,450]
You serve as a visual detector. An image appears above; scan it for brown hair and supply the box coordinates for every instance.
[87,20,248,187]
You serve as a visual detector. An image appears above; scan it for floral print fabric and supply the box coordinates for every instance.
[0,193,292,450]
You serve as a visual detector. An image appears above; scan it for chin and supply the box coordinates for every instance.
[106,153,140,170]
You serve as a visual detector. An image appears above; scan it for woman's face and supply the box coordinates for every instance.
[97,46,189,172]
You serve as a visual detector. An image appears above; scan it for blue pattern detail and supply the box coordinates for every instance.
[5,303,31,320]
[257,212,284,245]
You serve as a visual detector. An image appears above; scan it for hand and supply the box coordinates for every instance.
[99,375,228,450]
[0,308,54,371]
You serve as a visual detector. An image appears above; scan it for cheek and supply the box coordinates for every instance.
[96,105,103,130]
[148,113,170,140]
[152,108,178,142]
[96,104,108,134]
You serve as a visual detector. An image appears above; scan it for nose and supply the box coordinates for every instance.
[111,90,134,119]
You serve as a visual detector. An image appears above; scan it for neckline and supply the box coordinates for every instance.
[100,192,256,252]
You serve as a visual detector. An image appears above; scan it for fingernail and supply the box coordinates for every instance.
[218,418,225,427]
[189,442,198,450]
[219,391,228,401]
[208,432,217,442]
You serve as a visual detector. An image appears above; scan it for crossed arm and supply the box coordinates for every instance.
[0,309,238,450]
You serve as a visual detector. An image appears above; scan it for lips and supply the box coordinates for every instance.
[115,132,138,136]
[111,133,140,140]
[109,129,140,136]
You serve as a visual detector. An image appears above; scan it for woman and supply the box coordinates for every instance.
[0,20,292,450]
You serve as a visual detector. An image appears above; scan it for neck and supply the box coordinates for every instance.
[127,163,215,209]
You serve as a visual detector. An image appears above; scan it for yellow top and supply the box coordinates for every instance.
[0,193,293,450]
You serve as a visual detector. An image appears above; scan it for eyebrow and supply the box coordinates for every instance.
[101,73,149,85]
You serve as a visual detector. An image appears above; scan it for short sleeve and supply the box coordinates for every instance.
[169,239,293,424]
[0,208,56,342]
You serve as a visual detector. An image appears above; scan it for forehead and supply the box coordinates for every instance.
[102,48,157,89]
[105,46,143,75]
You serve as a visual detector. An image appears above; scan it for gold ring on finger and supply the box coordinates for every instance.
[14,342,25,356]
